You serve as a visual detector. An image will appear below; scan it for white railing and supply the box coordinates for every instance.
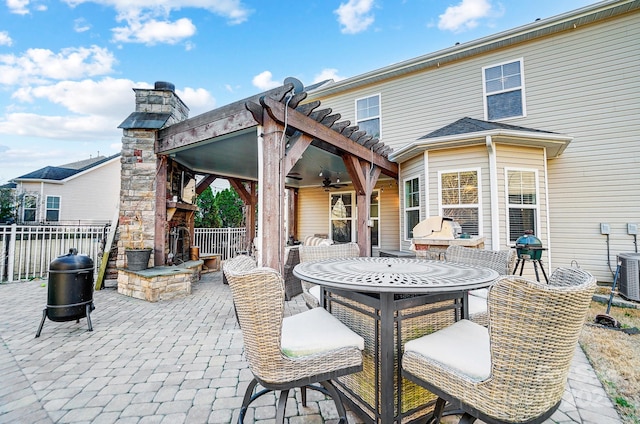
[1,225,247,282]
[0,224,106,283]
[193,227,248,260]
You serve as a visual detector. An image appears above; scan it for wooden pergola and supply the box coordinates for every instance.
[155,83,398,273]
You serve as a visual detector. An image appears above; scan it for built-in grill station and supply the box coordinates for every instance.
[411,216,485,259]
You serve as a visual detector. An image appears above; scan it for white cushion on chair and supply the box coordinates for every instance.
[469,288,488,299]
[404,319,491,381]
[281,308,365,357]
[309,285,321,304]
[467,293,488,316]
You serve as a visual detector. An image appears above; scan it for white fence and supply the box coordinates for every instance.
[0,224,106,283]
[193,227,248,260]
[0,225,247,282]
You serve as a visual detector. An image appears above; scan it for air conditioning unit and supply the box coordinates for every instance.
[617,253,640,301]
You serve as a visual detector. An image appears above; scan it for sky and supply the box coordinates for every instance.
[0,0,598,184]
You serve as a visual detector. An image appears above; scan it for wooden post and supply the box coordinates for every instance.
[155,156,168,266]
[259,113,286,272]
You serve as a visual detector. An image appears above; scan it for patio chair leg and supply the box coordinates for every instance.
[425,397,446,424]
[319,380,348,423]
[275,389,290,424]
[301,385,307,406]
[238,378,260,424]
[458,412,477,424]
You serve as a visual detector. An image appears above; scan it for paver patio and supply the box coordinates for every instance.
[0,272,621,424]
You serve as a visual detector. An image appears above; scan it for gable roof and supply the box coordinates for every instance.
[389,117,572,162]
[13,153,120,183]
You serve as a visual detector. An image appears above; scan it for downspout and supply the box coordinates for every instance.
[543,148,552,270]
[40,181,45,223]
[486,136,500,250]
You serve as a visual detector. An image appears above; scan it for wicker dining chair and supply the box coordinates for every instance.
[401,267,596,424]
[221,254,257,285]
[445,246,516,326]
[298,242,361,308]
[225,267,364,423]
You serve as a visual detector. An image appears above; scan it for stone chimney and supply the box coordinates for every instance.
[116,82,189,269]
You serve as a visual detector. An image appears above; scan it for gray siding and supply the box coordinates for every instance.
[310,7,640,282]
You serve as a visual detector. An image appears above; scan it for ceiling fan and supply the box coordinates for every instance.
[320,176,347,191]
[286,172,303,181]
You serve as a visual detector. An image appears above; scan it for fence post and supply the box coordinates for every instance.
[7,224,16,282]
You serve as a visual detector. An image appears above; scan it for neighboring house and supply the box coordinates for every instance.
[11,154,121,225]
[299,0,639,282]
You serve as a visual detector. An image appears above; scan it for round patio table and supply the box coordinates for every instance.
[294,257,499,424]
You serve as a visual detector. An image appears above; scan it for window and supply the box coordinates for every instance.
[330,193,354,243]
[356,94,381,139]
[440,170,480,235]
[483,59,525,120]
[404,178,420,240]
[507,170,538,243]
[23,195,37,222]
[46,196,60,222]
[370,191,380,248]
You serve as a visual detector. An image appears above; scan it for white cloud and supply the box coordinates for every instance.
[0,31,12,46]
[252,71,280,90]
[7,0,29,14]
[0,112,120,141]
[112,17,197,44]
[11,78,148,118]
[335,0,375,34]
[74,18,91,33]
[176,87,216,116]
[63,0,253,25]
[313,68,345,84]
[0,46,116,86]
[438,0,493,32]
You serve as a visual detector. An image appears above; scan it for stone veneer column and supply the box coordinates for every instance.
[117,81,189,269]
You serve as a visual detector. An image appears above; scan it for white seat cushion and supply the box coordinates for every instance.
[404,319,491,381]
[309,285,321,303]
[467,293,488,316]
[281,307,365,357]
[469,288,488,299]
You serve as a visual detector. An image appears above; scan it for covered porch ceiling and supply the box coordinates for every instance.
[156,83,397,188]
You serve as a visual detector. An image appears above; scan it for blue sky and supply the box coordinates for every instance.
[0,0,597,183]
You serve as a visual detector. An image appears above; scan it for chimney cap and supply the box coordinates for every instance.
[154,81,175,91]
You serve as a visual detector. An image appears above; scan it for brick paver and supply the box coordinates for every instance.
[0,272,621,423]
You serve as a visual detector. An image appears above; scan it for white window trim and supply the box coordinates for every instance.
[355,93,382,139]
[504,167,540,244]
[437,168,483,236]
[46,195,61,222]
[482,57,527,121]
[329,190,357,243]
[370,189,381,248]
[22,194,38,222]
[403,176,421,242]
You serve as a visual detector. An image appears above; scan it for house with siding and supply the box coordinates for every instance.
[11,154,121,225]
[295,0,639,282]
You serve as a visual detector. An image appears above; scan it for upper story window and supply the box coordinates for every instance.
[506,169,538,243]
[440,169,480,235]
[483,59,525,120]
[46,196,60,222]
[23,195,37,222]
[356,94,381,139]
[404,177,420,240]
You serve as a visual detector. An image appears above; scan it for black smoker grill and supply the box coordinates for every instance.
[513,230,549,282]
[36,249,95,337]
